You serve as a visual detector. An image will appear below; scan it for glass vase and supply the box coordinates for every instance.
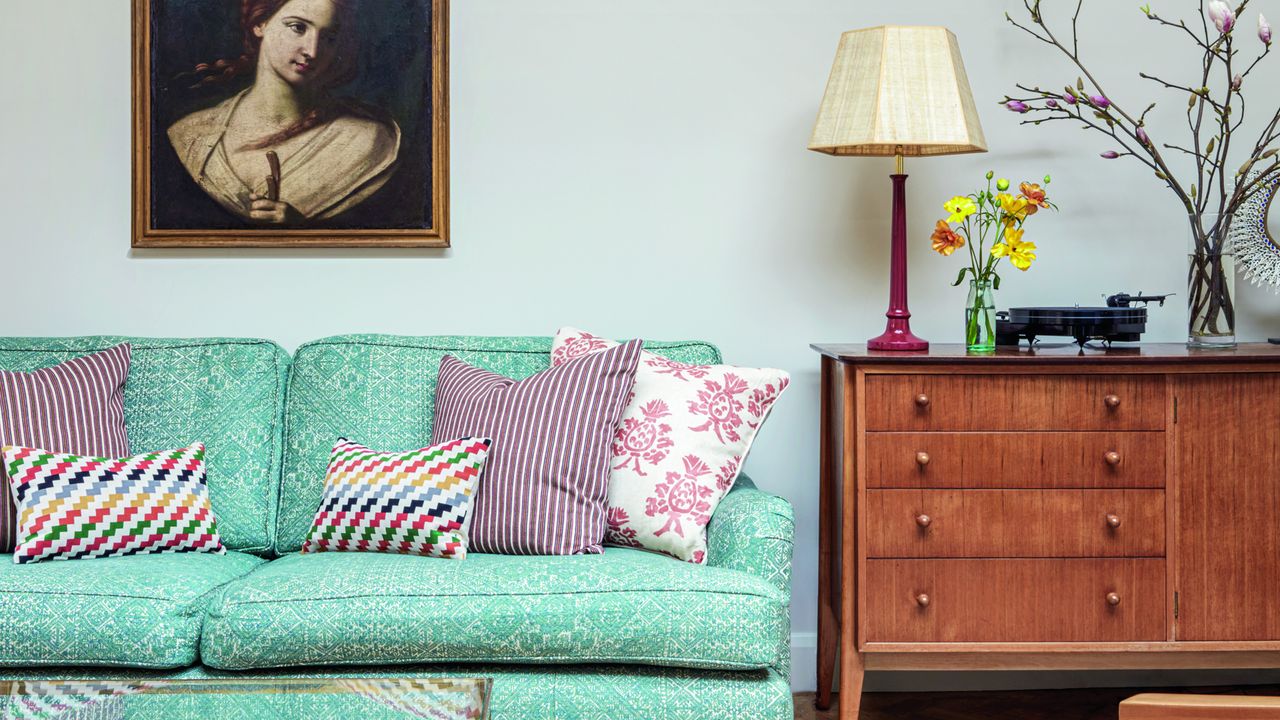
[965,278,996,353]
[1186,214,1237,348]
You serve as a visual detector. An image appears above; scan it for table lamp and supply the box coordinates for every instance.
[809,26,987,350]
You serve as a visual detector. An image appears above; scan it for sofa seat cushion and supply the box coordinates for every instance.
[0,551,265,669]
[201,547,786,671]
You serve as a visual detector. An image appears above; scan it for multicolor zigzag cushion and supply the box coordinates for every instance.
[2,442,225,564]
[301,437,492,559]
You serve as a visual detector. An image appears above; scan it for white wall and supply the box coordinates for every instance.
[4,0,1280,693]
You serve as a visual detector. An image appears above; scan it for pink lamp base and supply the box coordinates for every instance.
[868,319,929,351]
[866,173,928,352]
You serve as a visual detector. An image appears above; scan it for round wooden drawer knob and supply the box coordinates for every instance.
[915,394,931,408]
[1105,451,1122,466]
[1104,394,1122,409]
[1107,514,1123,529]
[916,594,931,608]
[915,514,932,528]
[1106,592,1122,607]
[915,452,931,467]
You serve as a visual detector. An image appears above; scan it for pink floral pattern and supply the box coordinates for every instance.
[605,506,640,547]
[715,456,742,492]
[550,327,789,563]
[551,331,611,366]
[611,397,673,476]
[645,455,714,539]
[646,357,710,382]
[747,378,790,430]
[687,374,748,444]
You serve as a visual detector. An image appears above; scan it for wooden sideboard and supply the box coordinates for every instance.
[812,343,1280,718]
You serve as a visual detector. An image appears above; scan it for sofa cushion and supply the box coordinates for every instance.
[551,327,791,564]
[0,344,132,553]
[0,337,289,553]
[277,335,722,554]
[0,551,264,669]
[5,442,226,564]
[432,343,642,556]
[201,547,785,671]
[302,437,492,558]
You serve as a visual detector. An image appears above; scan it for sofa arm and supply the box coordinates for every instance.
[706,474,795,597]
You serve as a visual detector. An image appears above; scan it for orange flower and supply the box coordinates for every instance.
[930,220,966,256]
[1019,182,1050,214]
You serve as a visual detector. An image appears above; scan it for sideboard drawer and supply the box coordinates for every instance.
[866,490,1166,558]
[865,559,1166,642]
[864,375,1166,431]
[866,432,1165,489]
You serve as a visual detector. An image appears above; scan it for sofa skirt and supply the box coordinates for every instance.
[0,663,793,720]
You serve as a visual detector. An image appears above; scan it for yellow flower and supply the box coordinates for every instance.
[997,193,1031,226]
[930,220,966,256]
[943,196,977,223]
[990,227,1037,271]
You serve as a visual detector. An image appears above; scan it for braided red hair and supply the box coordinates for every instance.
[186,0,288,89]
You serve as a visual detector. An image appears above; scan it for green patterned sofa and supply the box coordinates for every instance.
[0,336,795,719]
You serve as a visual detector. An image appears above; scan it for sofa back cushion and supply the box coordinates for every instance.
[277,335,722,554]
[0,338,288,553]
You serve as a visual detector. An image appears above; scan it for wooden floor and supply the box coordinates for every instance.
[793,686,1280,719]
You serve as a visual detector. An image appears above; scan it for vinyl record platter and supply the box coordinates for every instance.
[996,293,1171,347]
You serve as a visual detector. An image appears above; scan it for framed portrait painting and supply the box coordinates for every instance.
[132,0,449,248]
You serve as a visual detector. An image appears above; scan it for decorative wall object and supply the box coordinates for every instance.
[132,0,449,248]
[1231,171,1280,288]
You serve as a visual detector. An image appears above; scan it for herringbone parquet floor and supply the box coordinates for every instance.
[793,686,1280,719]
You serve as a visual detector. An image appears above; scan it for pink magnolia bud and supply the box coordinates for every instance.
[1232,73,1243,90]
[1046,98,1060,109]
[1100,151,1121,159]
[1137,127,1150,145]
[1006,101,1030,113]
[1090,95,1111,109]
[1062,93,1078,105]
[1261,14,1273,45]
[1209,1,1236,33]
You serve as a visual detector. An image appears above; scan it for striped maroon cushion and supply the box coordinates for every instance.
[431,339,642,555]
[0,344,132,553]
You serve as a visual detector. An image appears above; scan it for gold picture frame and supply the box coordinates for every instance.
[132,0,449,248]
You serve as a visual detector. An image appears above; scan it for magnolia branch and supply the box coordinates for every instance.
[1004,4,1195,212]
[1006,0,1277,234]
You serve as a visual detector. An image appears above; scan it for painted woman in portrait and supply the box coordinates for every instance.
[165,0,403,226]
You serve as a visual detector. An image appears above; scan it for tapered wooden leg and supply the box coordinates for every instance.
[839,649,865,719]
[816,356,838,710]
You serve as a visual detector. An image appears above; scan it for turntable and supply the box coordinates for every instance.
[996,292,1171,347]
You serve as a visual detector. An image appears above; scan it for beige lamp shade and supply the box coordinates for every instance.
[809,26,987,157]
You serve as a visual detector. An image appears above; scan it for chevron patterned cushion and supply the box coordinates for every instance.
[3,442,225,564]
[301,437,492,559]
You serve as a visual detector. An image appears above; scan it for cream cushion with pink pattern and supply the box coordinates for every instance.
[551,327,789,563]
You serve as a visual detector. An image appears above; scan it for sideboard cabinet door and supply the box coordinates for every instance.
[1174,374,1280,641]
